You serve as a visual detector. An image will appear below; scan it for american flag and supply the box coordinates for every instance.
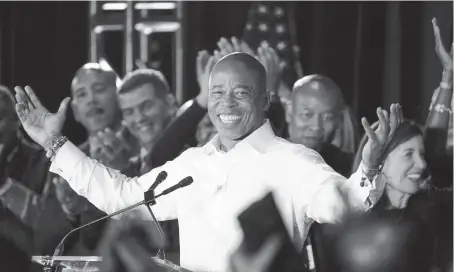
[241,2,303,89]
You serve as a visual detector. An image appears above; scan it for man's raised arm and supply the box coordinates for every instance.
[13,86,178,220]
[304,104,404,223]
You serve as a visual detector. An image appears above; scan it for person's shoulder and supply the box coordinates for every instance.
[172,145,206,159]
[269,136,326,163]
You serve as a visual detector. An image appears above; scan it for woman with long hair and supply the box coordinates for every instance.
[351,120,452,272]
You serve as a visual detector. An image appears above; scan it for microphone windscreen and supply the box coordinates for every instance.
[156,171,168,183]
[179,177,193,187]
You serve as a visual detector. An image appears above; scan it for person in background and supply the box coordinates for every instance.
[351,119,452,272]
[287,74,354,177]
[423,18,453,189]
[0,85,48,255]
[284,75,357,271]
[115,69,178,173]
[71,63,139,173]
[346,20,453,271]
[1,63,138,255]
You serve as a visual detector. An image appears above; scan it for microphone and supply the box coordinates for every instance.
[149,171,168,192]
[144,171,168,204]
[156,176,193,197]
[52,176,193,257]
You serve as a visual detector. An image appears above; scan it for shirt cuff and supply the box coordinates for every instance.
[49,141,86,181]
[357,162,384,209]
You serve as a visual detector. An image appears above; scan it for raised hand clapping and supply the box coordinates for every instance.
[14,86,70,148]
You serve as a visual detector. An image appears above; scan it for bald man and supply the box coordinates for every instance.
[287,75,353,177]
[15,53,398,272]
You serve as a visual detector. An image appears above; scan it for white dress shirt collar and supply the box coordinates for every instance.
[204,119,275,155]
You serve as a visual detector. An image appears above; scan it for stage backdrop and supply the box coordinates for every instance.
[0,1,452,145]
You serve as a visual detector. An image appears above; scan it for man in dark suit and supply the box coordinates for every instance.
[286,74,356,271]
[0,85,50,254]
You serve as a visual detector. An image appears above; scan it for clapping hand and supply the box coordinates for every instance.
[196,50,218,108]
[432,18,453,73]
[217,37,255,57]
[14,86,71,148]
[257,44,283,94]
[92,126,136,171]
[361,104,404,170]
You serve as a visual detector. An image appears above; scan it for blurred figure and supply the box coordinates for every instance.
[353,120,453,271]
[423,18,453,188]
[325,213,418,272]
[71,63,139,172]
[97,214,169,272]
[287,74,354,177]
[0,236,33,272]
[117,69,177,172]
[0,85,48,254]
[71,63,122,135]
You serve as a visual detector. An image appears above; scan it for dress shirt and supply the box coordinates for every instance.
[50,120,381,272]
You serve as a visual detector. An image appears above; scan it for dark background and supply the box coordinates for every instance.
[0,1,452,145]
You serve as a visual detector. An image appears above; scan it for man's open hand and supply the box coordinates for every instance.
[14,86,70,148]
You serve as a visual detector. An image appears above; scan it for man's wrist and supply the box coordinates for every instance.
[441,69,453,89]
[45,134,68,161]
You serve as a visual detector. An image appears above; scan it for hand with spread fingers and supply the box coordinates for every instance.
[230,235,282,272]
[92,127,136,171]
[432,18,453,73]
[217,36,255,57]
[257,44,282,95]
[361,103,404,171]
[196,50,218,108]
[14,86,71,148]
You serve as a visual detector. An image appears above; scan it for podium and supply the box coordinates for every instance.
[32,256,192,272]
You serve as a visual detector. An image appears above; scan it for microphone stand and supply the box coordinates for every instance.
[143,190,167,261]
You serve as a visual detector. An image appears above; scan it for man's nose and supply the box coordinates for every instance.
[308,115,323,132]
[221,92,237,108]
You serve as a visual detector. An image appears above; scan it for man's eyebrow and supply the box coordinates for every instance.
[210,84,224,90]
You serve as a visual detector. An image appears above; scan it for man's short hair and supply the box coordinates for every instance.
[292,74,345,108]
[0,85,15,106]
[117,69,170,100]
[71,63,120,93]
[212,52,267,95]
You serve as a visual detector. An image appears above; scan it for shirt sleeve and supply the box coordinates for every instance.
[49,141,182,221]
[292,148,384,224]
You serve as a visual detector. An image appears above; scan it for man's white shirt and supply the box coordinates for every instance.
[50,121,380,272]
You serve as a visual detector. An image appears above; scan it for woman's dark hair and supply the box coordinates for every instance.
[352,120,424,173]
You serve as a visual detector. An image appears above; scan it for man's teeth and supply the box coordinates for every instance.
[219,115,241,124]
